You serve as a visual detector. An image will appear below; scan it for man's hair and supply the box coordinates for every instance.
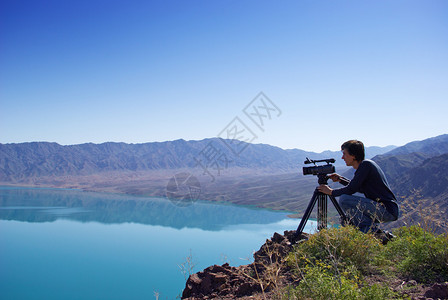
[341,140,365,161]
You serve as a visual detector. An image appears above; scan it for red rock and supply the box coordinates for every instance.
[424,282,448,299]
[181,231,308,299]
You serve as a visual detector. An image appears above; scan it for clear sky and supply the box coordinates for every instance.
[1,0,447,152]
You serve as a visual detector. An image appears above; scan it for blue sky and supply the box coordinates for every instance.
[1,0,447,152]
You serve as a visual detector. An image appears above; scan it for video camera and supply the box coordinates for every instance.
[295,157,347,236]
[302,157,335,176]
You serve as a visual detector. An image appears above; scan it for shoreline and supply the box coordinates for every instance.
[0,183,301,218]
[0,170,316,213]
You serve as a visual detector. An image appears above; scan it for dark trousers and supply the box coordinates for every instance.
[339,194,396,233]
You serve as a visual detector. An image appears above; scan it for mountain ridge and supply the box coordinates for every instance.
[378,134,448,157]
[372,134,448,192]
[0,138,395,182]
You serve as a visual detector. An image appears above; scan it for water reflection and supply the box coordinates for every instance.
[0,186,294,231]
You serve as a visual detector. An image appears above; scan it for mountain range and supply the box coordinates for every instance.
[371,134,448,232]
[0,138,395,182]
[373,134,448,194]
[1,134,447,232]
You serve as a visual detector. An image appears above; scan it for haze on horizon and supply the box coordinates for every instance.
[1,0,447,152]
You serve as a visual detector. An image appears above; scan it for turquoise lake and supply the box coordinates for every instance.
[0,186,316,299]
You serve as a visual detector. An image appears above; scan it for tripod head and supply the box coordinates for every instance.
[317,174,329,185]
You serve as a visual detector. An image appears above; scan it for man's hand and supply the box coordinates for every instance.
[328,173,341,182]
[317,184,333,195]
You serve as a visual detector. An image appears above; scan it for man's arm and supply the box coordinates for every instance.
[339,176,350,186]
[332,161,371,197]
[318,174,350,195]
[328,173,350,186]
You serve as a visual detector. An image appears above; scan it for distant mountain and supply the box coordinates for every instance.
[369,134,448,233]
[379,153,448,234]
[393,153,448,199]
[380,134,448,157]
[365,145,397,158]
[373,152,432,187]
[372,136,448,199]
[0,138,394,182]
[373,134,448,187]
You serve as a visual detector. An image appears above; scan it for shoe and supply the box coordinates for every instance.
[373,229,395,244]
[383,230,395,241]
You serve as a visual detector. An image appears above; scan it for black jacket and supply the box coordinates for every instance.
[332,159,399,219]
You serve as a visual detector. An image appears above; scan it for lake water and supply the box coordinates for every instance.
[0,186,315,299]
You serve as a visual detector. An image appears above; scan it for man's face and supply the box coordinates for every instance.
[341,148,356,167]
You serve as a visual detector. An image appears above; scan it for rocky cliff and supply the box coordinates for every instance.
[181,229,448,299]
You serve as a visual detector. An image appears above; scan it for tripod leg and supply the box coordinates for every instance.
[317,194,323,230]
[328,194,348,223]
[324,194,328,228]
[295,189,319,237]
[317,194,328,230]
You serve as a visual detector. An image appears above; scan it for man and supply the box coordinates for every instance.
[317,140,399,233]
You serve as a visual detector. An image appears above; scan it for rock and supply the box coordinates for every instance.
[190,273,202,285]
[284,229,309,244]
[253,230,303,269]
[211,273,227,284]
[407,280,418,287]
[272,232,285,243]
[208,263,233,274]
[424,282,448,299]
[182,231,308,299]
[182,263,243,299]
[235,282,258,297]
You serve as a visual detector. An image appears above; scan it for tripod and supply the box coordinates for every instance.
[295,174,348,237]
